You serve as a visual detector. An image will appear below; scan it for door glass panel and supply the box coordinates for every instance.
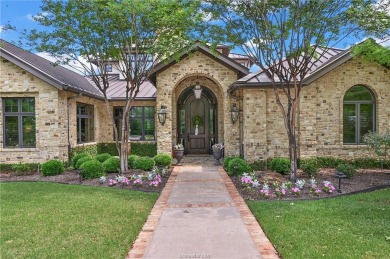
[343,104,356,143]
[179,109,185,135]
[210,108,215,134]
[190,99,205,134]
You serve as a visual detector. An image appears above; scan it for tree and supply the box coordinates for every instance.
[363,131,390,169]
[23,0,203,173]
[205,0,371,181]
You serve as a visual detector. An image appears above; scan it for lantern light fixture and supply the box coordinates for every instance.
[157,105,167,126]
[193,84,203,99]
[230,103,239,124]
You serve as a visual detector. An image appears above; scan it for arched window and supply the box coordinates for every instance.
[343,85,375,144]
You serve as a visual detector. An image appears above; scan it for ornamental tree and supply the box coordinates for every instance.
[22,0,203,173]
[204,0,381,181]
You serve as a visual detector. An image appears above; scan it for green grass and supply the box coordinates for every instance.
[248,189,390,259]
[0,182,158,258]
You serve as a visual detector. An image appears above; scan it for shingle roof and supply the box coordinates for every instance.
[0,39,104,99]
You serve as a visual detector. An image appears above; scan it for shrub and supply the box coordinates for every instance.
[270,158,290,174]
[227,158,251,176]
[75,156,93,169]
[349,158,381,169]
[72,153,89,167]
[336,164,357,178]
[80,160,105,179]
[316,157,344,168]
[95,153,112,163]
[41,160,64,176]
[134,156,155,171]
[128,155,140,169]
[11,163,38,175]
[249,160,267,171]
[224,156,238,170]
[131,143,157,157]
[103,157,120,173]
[154,153,172,167]
[300,158,320,177]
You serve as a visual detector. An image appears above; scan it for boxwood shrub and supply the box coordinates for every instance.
[103,156,120,173]
[336,164,357,178]
[227,158,251,176]
[134,156,155,171]
[72,153,89,167]
[154,153,172,167]
[270,157,290,174]
[80,160,105,179]
[75,156,93,169]
[128,155,140,169]
[41,160,64,176]
[95,153,112,163]
[224,156,238,170]
[299,158,319,177]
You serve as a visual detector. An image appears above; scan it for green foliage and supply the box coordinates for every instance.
[349,158,381,169]
[270,158,290,174]
[97,143,118,156]
[352,39,390,68]
[363,131,390,168]
[134,156,155,171]
[224,156,238,170]
[336,164,357,178]
[102,157,120,173]
[249,160,267,171]
[72,153,89,167]
[227,158,251,176]
[131,143,157,157]
[9,163,39,175]
[80,160,105,179]
[75,156,93,170]
[153,153,172,167]
[299,158,320,177]
[128,155,140,169]
[316,157,344,168]
[71,146,98,160]
[95,153,112,163]
[41,160,64,176]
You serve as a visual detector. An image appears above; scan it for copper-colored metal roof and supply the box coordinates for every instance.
[105,75,156,99]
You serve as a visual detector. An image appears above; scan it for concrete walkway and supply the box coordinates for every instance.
[127,164,279,259]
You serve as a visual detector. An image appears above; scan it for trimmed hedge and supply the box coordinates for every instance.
[131,143,157,157]
[103,157,120,173]
[336,164,357,178]
[72,153,89,168]
[128,155,140,169]
[41,160,64,176]
[270,158,290,174]
[154,153,172,167]
[75,156,93,169]
[299,158,320,177]
[227,158,251,176]
[224,156,238,170]
[80,160,105,179]
[249,160,267,171]
[95,153,112,163]
[134,156,155,171]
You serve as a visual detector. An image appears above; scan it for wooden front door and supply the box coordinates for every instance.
[186,95,209,154]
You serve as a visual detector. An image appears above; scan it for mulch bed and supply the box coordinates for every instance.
[230,169,390,201]
[0,168,173,193]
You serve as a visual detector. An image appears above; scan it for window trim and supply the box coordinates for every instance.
[343,86,376,145]
[2,97,36,148]
[76,103,95,144]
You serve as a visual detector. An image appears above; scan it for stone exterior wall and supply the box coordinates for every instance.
[155,51,240,156]
[0,57,68,163]
[242,58,390,162]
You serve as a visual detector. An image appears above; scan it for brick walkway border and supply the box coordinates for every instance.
[126,166,280,258]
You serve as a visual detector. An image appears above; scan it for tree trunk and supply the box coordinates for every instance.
[120,111,129,174]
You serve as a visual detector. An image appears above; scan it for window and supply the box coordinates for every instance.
[3,98,36,148]
[105,64,112,72]
[77,103,94,143]
[114,106,155,141]
[343,85,375,144]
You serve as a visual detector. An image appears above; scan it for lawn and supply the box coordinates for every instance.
[0,182,158,258]
[248,188,390,259]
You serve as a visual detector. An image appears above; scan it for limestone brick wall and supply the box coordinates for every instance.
[0,57,68,163]
[242,58,389,161]
[156,51,240,156]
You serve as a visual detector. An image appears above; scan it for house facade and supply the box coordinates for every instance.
[1,39,389,164]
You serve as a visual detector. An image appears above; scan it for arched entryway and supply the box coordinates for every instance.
[177,86,218,154]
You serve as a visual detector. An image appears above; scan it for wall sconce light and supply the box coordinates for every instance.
[193,84,203,99]
[230,103,239,124]
[157,105,167,126]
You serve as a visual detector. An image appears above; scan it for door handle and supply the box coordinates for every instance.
[187,133,189,142]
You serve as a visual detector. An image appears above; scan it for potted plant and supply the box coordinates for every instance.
[173,143,184,165]
[212,143,224,165]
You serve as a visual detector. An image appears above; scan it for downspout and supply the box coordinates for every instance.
[67,93,82,162]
